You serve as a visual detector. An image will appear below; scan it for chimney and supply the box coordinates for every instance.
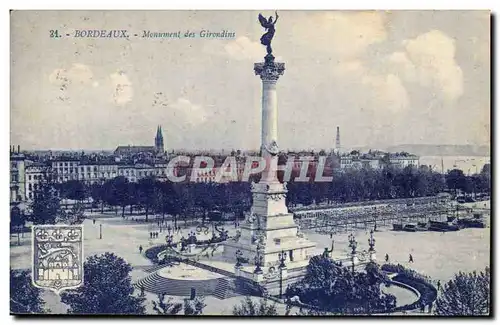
[17,145,20,153]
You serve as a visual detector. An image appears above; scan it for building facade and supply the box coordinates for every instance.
[10,146,26,204]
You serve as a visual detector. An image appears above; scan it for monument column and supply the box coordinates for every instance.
[254,55,285,182]
[222,14,316,285]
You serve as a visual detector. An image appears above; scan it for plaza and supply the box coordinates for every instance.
[10,200,490,315]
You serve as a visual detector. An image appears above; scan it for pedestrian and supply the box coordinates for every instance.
[330,233,333,239]
[385,253,389,262]
[437,280,442,292]
[93,219,96,224]
[409,254,414,263]
[155,232,158,238]
[139,245,143,254]
[149,232,152,239]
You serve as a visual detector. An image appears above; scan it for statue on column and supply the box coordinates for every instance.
[263,140,279,156]
[258,11,279,55]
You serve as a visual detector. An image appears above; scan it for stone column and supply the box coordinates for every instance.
[254,55,285,183]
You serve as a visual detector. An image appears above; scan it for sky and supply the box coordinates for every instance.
[10,10,490,151]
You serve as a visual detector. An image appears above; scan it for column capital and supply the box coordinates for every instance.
[254,55,285,81]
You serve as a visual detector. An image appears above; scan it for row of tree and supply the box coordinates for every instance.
[24,164,490,226]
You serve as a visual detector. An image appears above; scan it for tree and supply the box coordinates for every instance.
[60,253,145,314]
[58,201,86,224]
[479,164,491,194]
[30,181,61,224]
[446,169,466,196]
[106,177,132,218]
[193,183,216,225]
[59,180,87,202]
[136,177,156,222]
[286,256,396,314]
[10,270,47,314]
[151,293,205,315]
[10,206,25,246]
[184,297,206,315]
[435,267,490,316]
[232,296,279,316]
[152,293,183,315]
[90,183,105,213]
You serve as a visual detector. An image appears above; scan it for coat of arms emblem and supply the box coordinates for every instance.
[32,225,84,294]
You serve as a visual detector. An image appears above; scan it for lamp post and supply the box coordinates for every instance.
[348,233,357,273]
[348,233,357,254]
[254,244,264,274]
[188,231,197,245]
[99,223,102,240]
[368,229,376,262]
[166,224,174,248]
[368,229,375,251]
[278,250,287,299]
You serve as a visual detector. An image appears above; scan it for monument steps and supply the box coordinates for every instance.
[136,264,168,273]
[134,270,231,298]
[135,269,256,300]
[212,277,241,300]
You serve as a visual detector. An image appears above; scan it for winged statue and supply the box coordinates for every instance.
[258,11,279,55]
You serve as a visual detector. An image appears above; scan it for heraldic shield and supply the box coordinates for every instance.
[32,225,84,294]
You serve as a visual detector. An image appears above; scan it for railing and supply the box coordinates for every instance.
[291,196,449,213]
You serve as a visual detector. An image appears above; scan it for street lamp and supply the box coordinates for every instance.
[348,233,357,255]
[188,231,197,245]
[165,225,174,247]
[254,244,264,274]
[166,234,173,247]
[278,250,287,299]
[368,229,376,252]
[348,233,357,273]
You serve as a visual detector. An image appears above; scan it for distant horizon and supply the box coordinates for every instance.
[14,142,491,154]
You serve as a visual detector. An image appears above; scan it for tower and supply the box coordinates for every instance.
[335,126,341,154]
[155,125,164,154]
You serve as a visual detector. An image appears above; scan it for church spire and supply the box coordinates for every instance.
[155,125,165,154]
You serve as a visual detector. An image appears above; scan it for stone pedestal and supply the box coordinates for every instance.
[351,254,359,267]
[369,250,376,262]
[280,266,288,279]
[253,271,264,282]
